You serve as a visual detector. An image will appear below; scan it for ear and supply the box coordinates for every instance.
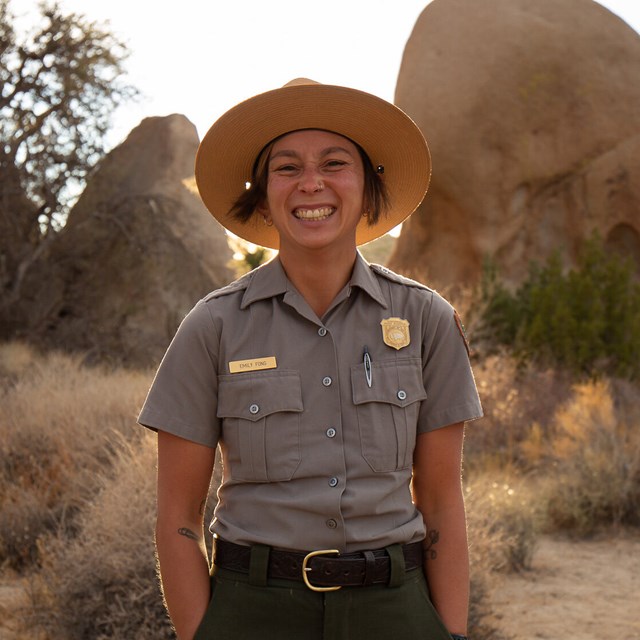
[256,201,270,218]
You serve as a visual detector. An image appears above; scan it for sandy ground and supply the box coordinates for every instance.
[486,533,640,640]
[1,533,638,639]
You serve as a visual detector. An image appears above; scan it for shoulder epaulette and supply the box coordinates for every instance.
[370,263,434,292]
[202,270,254,302]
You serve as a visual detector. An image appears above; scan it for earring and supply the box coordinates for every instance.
[263,217,273,227]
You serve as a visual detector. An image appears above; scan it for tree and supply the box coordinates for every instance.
[0,0,137,308]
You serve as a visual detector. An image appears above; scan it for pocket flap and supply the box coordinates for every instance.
[351,358,427,408]
[217,371,303,421]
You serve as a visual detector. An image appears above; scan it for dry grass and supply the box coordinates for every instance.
[29,434,173,639]
[1,341,638,639]
[464,473,540,640]
[466,353,573,471]
[538,379,640,534]
[0,342,152,569]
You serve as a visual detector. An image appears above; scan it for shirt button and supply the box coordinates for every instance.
[326,519,337,529]
[326,427,336,438]
[249,403,260,414]
[322,376,332,387]
[328,477,339,487]
[318,327,327,337]
[397,390,407,401]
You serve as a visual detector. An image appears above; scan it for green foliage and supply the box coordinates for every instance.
[477,235,640,379]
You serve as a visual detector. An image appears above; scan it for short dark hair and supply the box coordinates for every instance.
[228,133,391,227]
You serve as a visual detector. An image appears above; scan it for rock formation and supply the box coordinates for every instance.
[8,115,233,366]
[389,0,640,289]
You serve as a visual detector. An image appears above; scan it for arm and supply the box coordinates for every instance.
[412,422,468,637]
[156,430,217,640]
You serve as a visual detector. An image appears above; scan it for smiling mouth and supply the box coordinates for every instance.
[293,207,335,221]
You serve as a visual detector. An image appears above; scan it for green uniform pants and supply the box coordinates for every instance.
[193,544,452,640]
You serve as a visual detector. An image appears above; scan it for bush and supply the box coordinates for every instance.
[466,475,540,574]
[0,343,151,569]
[464,474,540,640]
[476,234,640,379]
[466,354,572,471]
[29,434,175,640]
[540,380,640,534]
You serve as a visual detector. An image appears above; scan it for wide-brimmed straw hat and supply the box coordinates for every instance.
[195,78,431,249]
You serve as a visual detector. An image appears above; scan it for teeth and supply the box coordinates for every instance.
[294,207,334,220]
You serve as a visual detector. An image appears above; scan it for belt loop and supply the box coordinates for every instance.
[362,550,376,586]
[248,544,270,587]
[385,543,405,588]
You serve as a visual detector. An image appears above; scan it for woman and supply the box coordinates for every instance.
[139,78,482,640]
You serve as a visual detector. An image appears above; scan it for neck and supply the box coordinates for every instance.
[279,245,358,318]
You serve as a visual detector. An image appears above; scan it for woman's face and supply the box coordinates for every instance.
[262,129,365,255]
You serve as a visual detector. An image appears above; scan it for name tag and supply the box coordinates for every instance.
[228,356,277,374]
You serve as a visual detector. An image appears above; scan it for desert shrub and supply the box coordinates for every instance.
[476,234,640,379]
[540,380,640,534]
[466,475,539,574]
[0,342,152,569]
[28,434,175,640]
[463,473,539,640]
[466,354,572,470]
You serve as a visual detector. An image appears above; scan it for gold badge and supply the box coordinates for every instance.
[381,317,410,350]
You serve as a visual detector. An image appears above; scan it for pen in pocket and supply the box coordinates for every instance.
[363,346,373,388]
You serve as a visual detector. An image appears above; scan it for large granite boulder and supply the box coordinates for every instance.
[11,114,233,366]
[389,0,640,288]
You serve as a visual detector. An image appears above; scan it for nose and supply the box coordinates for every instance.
[298,165,324,193]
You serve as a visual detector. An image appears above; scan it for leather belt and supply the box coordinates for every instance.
[214,539,423,590]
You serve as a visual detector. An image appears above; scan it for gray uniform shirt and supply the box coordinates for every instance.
[138,253,482,552]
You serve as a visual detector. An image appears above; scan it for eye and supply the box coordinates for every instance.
[323,159,348,171]
[272,163,299,174]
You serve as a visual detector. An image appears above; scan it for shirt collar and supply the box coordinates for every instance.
[349,252,388,308]
[240,252,388,310]
[240,257,290,309]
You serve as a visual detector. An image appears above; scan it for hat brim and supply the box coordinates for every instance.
[195,82,431,249]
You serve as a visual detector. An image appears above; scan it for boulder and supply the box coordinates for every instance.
[14,114,233,366]
[389,0,640,289]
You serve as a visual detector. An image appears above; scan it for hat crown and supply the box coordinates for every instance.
[283,78,320,88]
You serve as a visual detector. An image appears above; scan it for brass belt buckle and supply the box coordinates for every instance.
[302,549,341,592]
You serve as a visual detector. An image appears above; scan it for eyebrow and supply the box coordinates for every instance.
[269,146,355,162]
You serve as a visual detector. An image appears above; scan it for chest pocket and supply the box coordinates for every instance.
[351,357,427,472]
[217,371,303,482]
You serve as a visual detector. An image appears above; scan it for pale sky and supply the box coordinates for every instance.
[17,0,640,149]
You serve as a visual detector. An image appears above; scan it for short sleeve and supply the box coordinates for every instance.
[137,300,221,448]
[418,293,483,432]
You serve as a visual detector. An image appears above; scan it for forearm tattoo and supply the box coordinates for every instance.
[178,527,199,542]
[424,529,440,560]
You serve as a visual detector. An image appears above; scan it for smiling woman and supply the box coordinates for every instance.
[137,77,483,640]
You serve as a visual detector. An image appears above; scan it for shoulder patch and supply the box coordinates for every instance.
[202,271,253,301]
[370,264,433,292]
